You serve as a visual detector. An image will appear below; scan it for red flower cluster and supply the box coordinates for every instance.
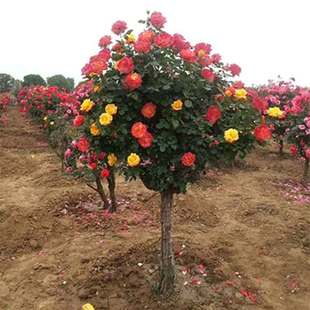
[123,73,142,90]
[150,11,166,29]
[181,152,196,167]
[112,20,127,34]
[131,122,153,148]
[141,102,156,118]
[204,105,221,125]
[115,56,134,74]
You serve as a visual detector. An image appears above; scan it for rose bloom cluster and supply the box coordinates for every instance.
[286,91,310,160]
[67,11,262,193]
[256,80,301,148]
[0,92,11,125]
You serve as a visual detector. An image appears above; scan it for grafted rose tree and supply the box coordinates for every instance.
[258,80,298,155]
[0,92,11,125]
[74,11,258,295]
[286,90,310,182]
[64,81,118,211]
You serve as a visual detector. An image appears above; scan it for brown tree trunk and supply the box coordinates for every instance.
[95,176,109,209]
[158,190,175,295]
[108,171,117,213]
[303,158,309,183]
[279,139,284,156]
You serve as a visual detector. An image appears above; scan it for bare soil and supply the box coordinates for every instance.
[0,108,309,310]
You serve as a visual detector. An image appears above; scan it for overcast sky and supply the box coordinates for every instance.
[0,0,309,86]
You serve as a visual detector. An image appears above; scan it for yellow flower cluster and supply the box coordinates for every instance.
[267,106,283,118]
[171,99,183,111]
[99,113,113,126]
[80,99,94,112]
[234,88,247,100]
[105,103,118,115]
[127,153,140,167]
[224,128,239,143]
[126,33,136,43]
[107,153,118,166]
[82,304,95,310]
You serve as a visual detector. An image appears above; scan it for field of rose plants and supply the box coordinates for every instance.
[0,11,310,310]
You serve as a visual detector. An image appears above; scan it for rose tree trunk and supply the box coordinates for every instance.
[158,189,175,295]
[303,158,309,183]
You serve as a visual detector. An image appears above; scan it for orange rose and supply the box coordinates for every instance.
[141,102,156,118]
[131,122,148,139]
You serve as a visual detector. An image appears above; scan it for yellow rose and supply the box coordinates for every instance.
[127,153,140,167]
[107,153,118,166]
[234,88,247,100]
[267,106,283,118]
[171,99,183,111]
[82,304,95,310]
[50,121,55,126]
[224,128,239,143]
[105,103,118,115]
[93,85,101,93]
[90,123,101,136]
[80,99,94,112]
[99,113,113,126]
[43,116,48,121]
[127,33,136,43]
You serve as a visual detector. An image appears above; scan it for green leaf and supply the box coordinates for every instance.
[172,119,179,129]
[184,100,193,108]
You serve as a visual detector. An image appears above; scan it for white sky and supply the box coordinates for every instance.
[0,0,309,86]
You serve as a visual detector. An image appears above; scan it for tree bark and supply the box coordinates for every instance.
[108,171,117,213]
[158,190,175,295]
[95,176,109,209]
[303,158,309,183]
[279,139,284,156]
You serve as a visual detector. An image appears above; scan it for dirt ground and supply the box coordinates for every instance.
[0,107,309,310]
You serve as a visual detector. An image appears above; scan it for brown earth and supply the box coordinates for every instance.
[0,107,309,310]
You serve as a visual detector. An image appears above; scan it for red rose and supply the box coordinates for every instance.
[252,96,268,113]
[88,162,97,170]
[201,68,215,82]
[99,35,112,48]
[112,42,123,52]
[198,56,212,67]
[180,49,196,63]
[154,33,173,48]
[134,39,151,53]
[254,124,272,142]
[77,137,89,153]
[112,20,127,34]
[232,81,244,89]
[131,122,148,138]
[211,53,221,64]
[123,73,142,90]
[98,152,106,160]
[150,11,166,29]
[228,64,241,76]
[181,152,196,167]
[290,144,298,156]
[138,131,153,148]
[194,43,212,57]
[98,49,111,62]
[101,168,110,178]
[204,105,221,125]
[115,56,134,74]
[73,114,85,127]
[173,34,191,51]
[139,30,155,42]
[141,102,156,118]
